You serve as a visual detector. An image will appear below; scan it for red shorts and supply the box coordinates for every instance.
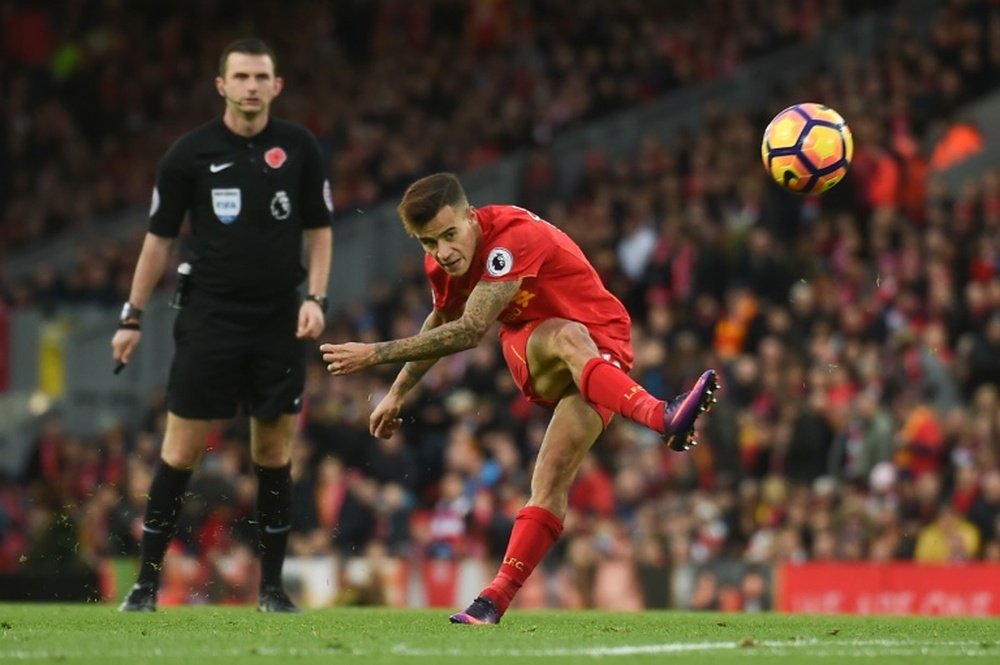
[499,320,634,427]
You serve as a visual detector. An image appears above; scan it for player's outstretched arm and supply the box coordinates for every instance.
[321,278,521,374]
[370,309,447,438]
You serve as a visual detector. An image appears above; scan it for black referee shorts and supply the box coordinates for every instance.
[167,292,305,421]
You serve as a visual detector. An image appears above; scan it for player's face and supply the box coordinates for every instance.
[215,53,283,118]
[417,204,479,276]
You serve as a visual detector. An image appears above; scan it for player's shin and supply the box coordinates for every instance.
[481,505,564,616]
[579,357,665,434]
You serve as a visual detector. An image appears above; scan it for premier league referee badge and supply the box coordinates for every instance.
[270,190,291,220]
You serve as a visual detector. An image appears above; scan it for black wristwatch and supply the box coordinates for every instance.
[305,294,328,314]
[119,302,143,329]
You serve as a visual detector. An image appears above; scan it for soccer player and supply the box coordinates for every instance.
[111,38,334,612]
[320,173,717,624]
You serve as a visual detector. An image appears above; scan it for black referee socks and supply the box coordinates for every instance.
[137,461,193,588]
[254,463,292,589]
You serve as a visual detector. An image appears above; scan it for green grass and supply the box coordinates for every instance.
[0,604,997,664]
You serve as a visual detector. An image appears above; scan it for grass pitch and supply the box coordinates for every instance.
[0,604,997,664]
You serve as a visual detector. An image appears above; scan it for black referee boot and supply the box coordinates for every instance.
[258,585,300,613]
[119,582,157,612]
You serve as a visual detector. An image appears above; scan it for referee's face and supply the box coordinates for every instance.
[216,53,283,119]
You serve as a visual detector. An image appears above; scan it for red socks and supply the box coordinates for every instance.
[481,506,564,615]
[478,360,663,616]
[579,357,666,434]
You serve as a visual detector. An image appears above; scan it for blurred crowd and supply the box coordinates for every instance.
[2,0,1000,611]
[1,0,877,259]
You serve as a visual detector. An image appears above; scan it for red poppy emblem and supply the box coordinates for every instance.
[265,147,287,169]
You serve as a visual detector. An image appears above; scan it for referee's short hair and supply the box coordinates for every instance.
[219,38,277,76]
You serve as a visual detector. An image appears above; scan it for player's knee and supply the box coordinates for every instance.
[551,321,595,358]
[553,320,590,343]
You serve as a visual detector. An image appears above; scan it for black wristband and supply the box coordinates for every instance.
[118,321,141,331]
[305,294,328,314]
[119,301,143,323]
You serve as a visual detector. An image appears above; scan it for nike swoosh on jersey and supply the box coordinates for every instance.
[209,162,234,173]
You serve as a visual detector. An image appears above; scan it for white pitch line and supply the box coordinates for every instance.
[389,638,1000,658]
[391,641,739,657]
[1,638,997,659]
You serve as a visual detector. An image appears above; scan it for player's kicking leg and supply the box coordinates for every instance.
[522,319,718,452]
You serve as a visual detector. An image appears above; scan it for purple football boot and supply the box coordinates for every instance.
[663,369,719,452]
[449,596,501,625]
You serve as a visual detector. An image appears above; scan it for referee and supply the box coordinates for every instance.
[112,38,333,613]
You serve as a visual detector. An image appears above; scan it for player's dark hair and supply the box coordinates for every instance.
[397,173,468,235]
[219,38,277,76]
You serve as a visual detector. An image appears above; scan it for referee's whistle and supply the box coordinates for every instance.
[170,262,192,309]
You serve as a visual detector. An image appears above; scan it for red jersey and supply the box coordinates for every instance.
[425,205,633,365]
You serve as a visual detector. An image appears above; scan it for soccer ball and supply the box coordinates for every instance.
[761,102,853,194]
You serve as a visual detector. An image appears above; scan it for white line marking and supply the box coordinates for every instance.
[387,638,1000,658]
[2,638,998,659]
[391,641,739,657]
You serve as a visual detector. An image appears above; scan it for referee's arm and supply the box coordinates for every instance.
[297,226,332,339]
[127,232,176,311]
[302,227,331,300]
[111,232,175,367]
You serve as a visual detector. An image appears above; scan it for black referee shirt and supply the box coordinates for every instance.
[149,117,333,301]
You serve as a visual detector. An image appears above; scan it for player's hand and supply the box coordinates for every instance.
[111,328,142,367]
[320,342,375,375]
[369,394,403,439]
[296,301,325,339]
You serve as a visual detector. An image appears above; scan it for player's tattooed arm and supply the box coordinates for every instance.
[392,309,450,395]
[373,278,522,364]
